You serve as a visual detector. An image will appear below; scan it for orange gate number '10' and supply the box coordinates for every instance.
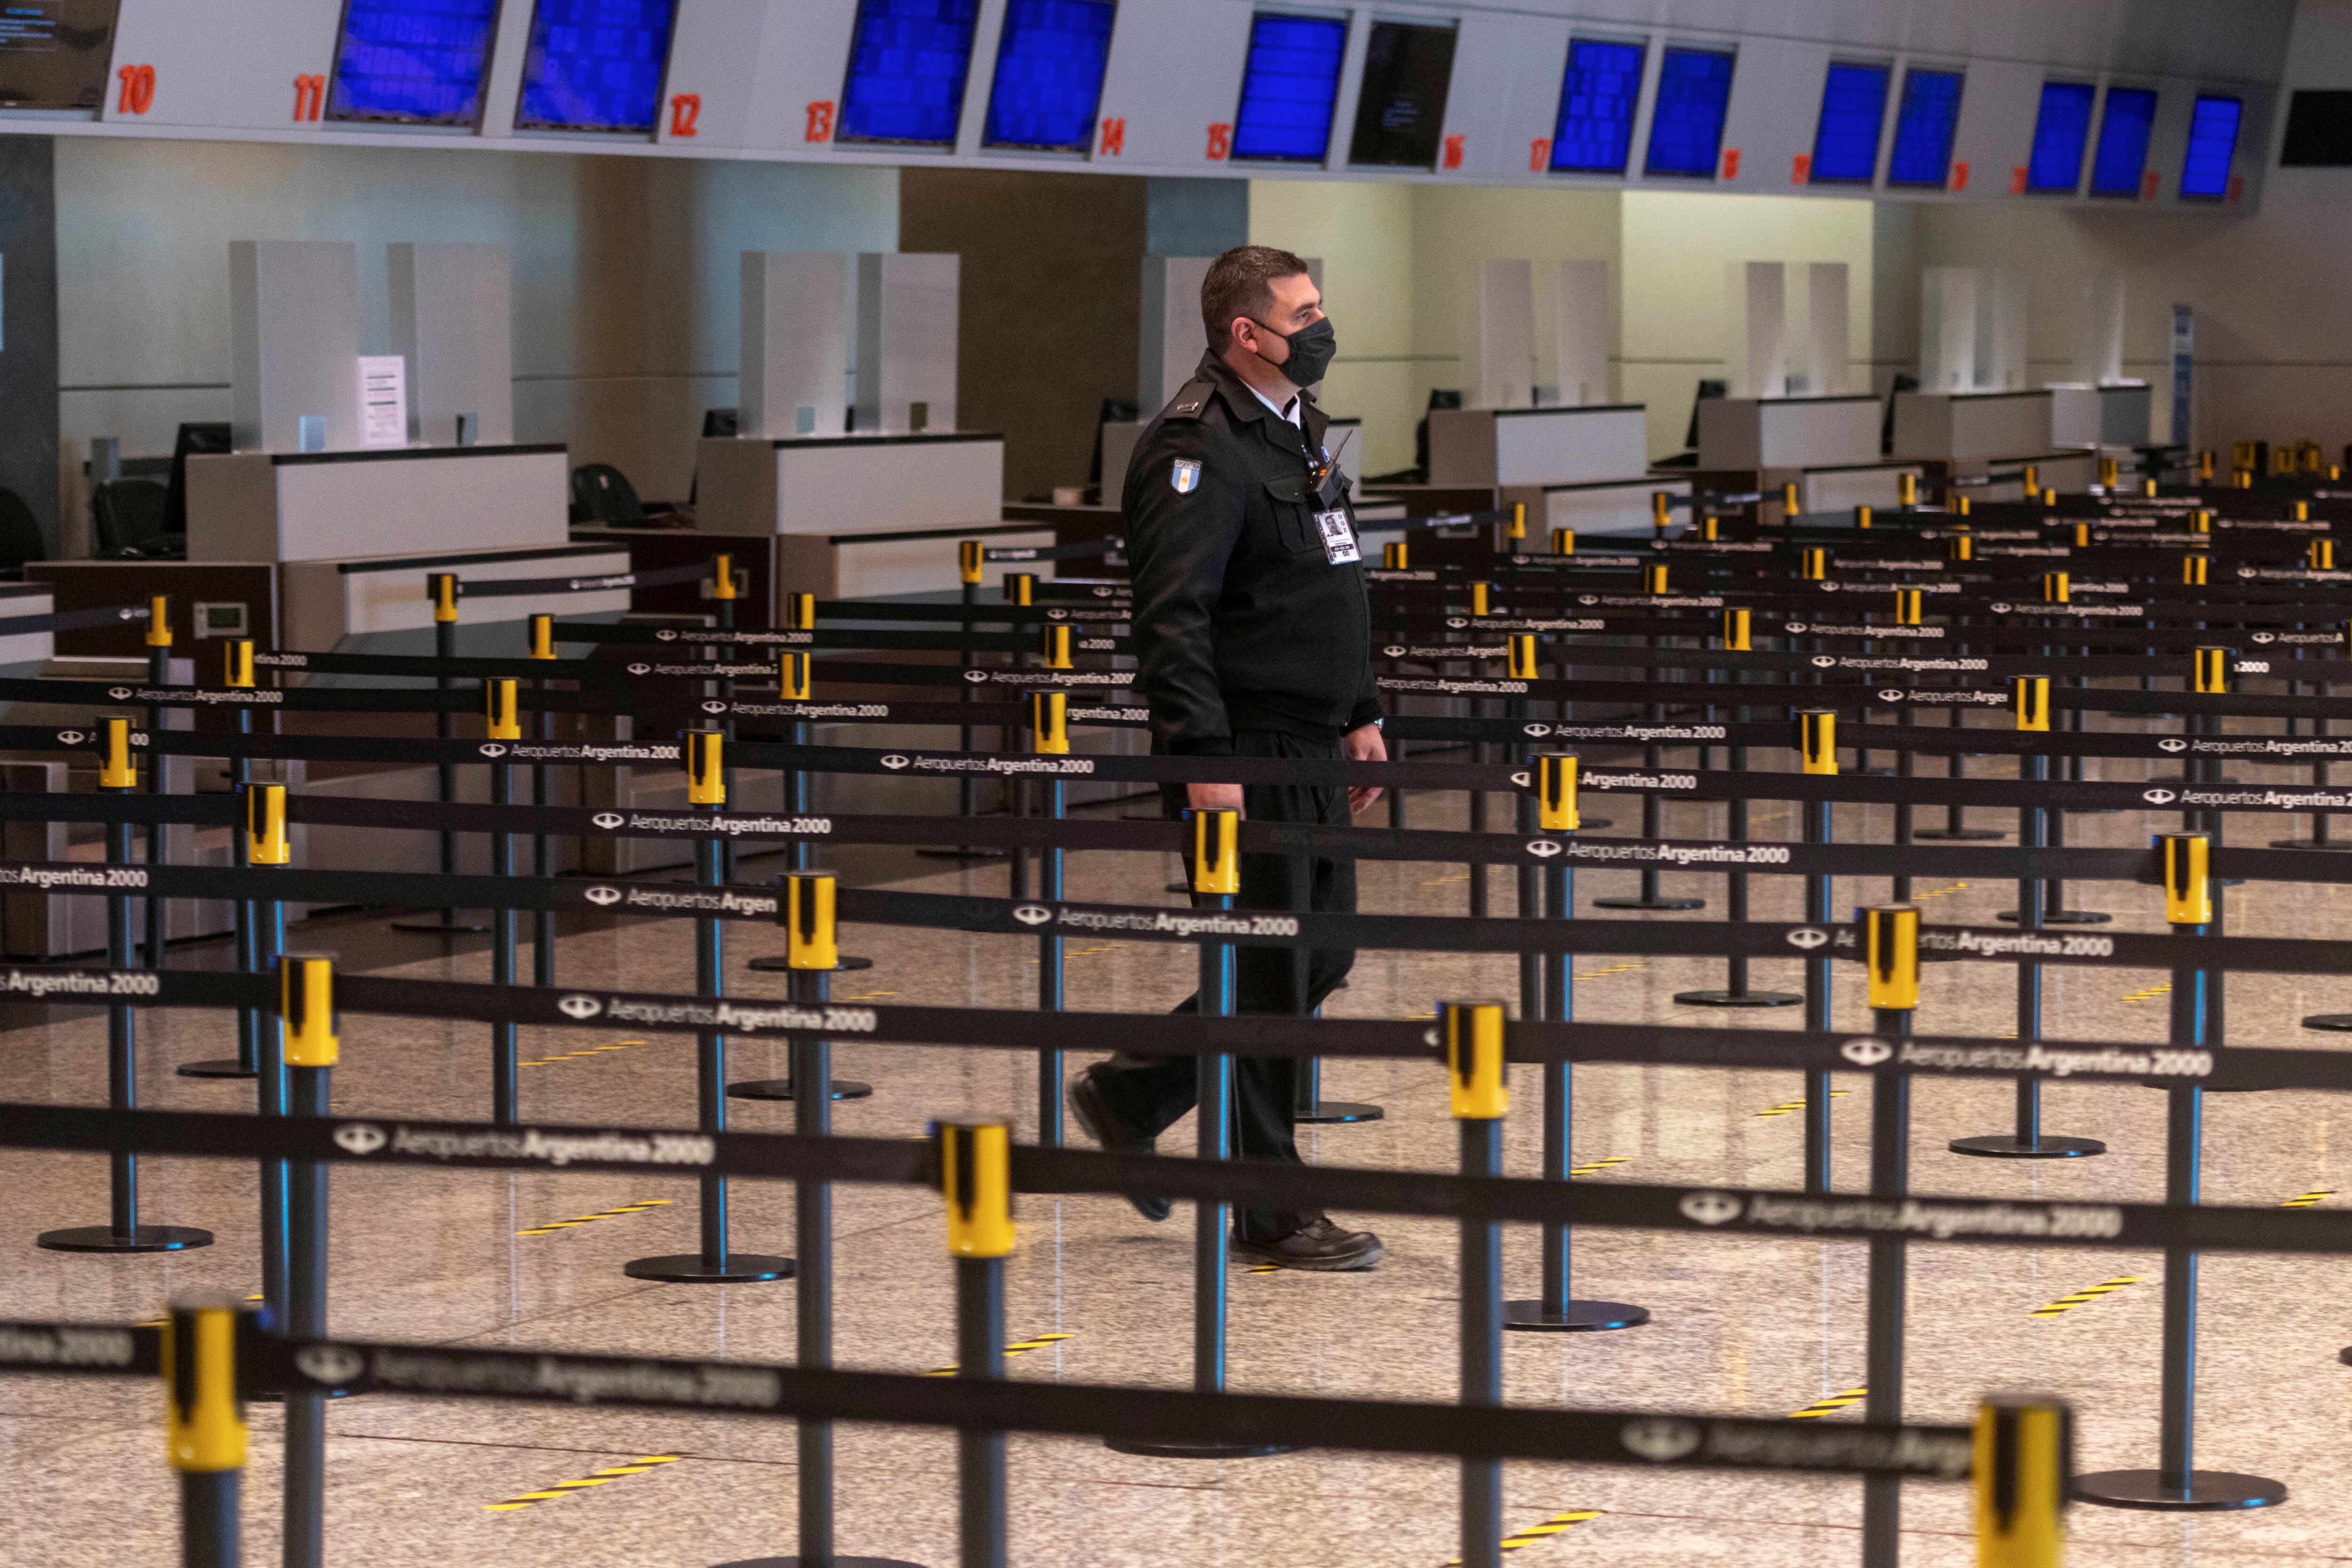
[116,63,155,115]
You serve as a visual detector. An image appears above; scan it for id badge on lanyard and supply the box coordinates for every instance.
[1314,506,1359,564]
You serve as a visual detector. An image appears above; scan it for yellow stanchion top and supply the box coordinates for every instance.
[1470,581,1492,616]
[1444,1001,1508,1120]
[2041,572,2069,605]
[2311,539,2336,571]
[431,573,459,624]
[2023,462,2040,495]
[778,650,812,701]
[485,678,521,741]
[1899,472,1917,508]
[98,715,137,790]
[1534,751,1578,832]
[684,728,725,806]
[1798,710,1837,775]
[1190,807,1239,895]
[939,1121,1014,1259]
[1549,527,1573,558]
[1974,1397,2070,1568]
[1801,547,1829,580]
[1005,572,1034,607]
[2073,522,2091,549]
[1950,533,1975,563]
[959,540,984,586]
[1507,633,1538,681]
[785,870,838,970]
[2198,450,2214,479]
[2191,509,2212,533]
[242,782,289,865]
[1643,564,1669,595]
[144,594,172,648]
[1699,513,1718,541]
[2011,675,2049,732]
[1893,589,1922,627]
[528,613,556,661]
[1031,690,1068,754]
[710,552,736,600]
[2142,478,2158,498]
[2182,553,2209,586]
[278,953,339,1067]
[1508,501,1526,540]
[1956,493,1972,516]
[165,1297,247,1474]
[1039,622,1073,670]
[222,639,254,690]
[2161,833,2210,925]
[1781,481,1799,517]
[1720,607,1750,651]
[2294,500,2311,522]
[1651,491,1670,530]
[1855,503,1873,530]
[1385,539,1410,570]
[783,591,816,632]
[1864,905,1920,1011]
[2193,646,2229,695]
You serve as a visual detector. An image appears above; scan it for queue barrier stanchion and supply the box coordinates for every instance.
[527,613,561,989]
[1035,691,1067,1146]
[181,638,262,1080]
[628,729,793,1285]
[1860,904,1918,1568]
[278,953,337,1568]
[1106,808,1289,1461]
[1976,1397,2071,1568]
[917,544,1009,865]
[246,783,292,1314]
[167,1297,246,1568]
[486,679,523,1123]
[1911,540,2002,845]
[1506,753,1646,1334]
[1798,709,1837,1194]
[38,716,213,1256]
[1678,609,1798,1007]
[714,872,926,1568]
[143,595,171,968]
[1450,1001,1507,1568]
[949,1121,1013,1568]
[389,572,488,935]
[1954,677,2104,1161]
[2075,833,2286,1513]
[1594,568,1700,913]
[711,553,740,883]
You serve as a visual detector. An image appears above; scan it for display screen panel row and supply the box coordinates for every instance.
[2026,78,2242,200]
[327,0,678,134]
[1547,36,1739,179]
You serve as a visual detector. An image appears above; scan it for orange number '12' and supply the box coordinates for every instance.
[668,93,700,137]
[804,100,834,142]
[1528,138,1549,172]
[116,63,154,115]
[1719,146,1740,179]
[292,74,325,121]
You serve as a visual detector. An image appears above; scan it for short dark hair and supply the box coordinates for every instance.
[1201,245,1311,347]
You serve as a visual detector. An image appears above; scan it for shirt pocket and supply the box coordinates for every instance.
[1262,473,1320,556]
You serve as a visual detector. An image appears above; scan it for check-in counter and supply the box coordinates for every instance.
[1892,390,2055,463]
[185,443,570,563]
[1428,404,1650,488]
[280,542,632,653]
[1502,476,1692,538]
[1699,395,1882,471]
[0,582,53,672]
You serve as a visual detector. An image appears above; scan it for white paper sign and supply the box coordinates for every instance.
[358,355,408,449]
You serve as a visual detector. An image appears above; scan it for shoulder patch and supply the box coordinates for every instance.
[1170,459,1201,494]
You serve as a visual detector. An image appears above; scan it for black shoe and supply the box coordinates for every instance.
[1232,1216,1383,1272]
[1069,1069,1171,1223]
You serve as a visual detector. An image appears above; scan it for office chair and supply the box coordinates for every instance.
[93,479,174,557]
[571,463,649,527]
[0,488,46,573]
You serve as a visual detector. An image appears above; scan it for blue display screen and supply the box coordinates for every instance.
[1644,47,1734,178]
[1884,67,1962,186]
[2026,80,2095,191]
[2180,94,2242,199]
[982,0,1114,151]
[516,0,675,133]
[838,0,982,147]
[327,0,501,125]
[1809,61,1889,182]
[1232,12,1347,162]
[2089,85,2158,196]
[1549,37,1644,174]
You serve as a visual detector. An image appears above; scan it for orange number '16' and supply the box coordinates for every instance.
[116,63,155,115]
[1205,122,1231,160]
[668,93,700,137]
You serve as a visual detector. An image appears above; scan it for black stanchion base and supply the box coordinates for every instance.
[1502,1299,1651,1333]
[176,1059,259,1080]
[1673,988,1802,1008]
[1295,1100,1384,1125]
[1948,1134,2106,1159]
[747,954,874,973]
[2073,1469,2287,1512]
[2271,837,2352,851]
[388,915,493,936]
[2305,1014,2352,1032]
[37,1224,213,1253]
[914,847,1009,860]
[1912,828,2004,841]
[622,1253,794,1284]
[1591,895,1705,911]
[1103,1437,1297,1459]
[726,1078,874,1102]
[1994,909,2114,925]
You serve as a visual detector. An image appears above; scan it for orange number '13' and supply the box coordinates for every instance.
[805,100,834,142]
[115,63,155,115]
[669,93,700,137]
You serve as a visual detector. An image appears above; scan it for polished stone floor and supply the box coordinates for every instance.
[6,708,2352,1567]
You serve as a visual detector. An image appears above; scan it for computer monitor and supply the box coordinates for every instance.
[327,0,500,126]
[0,0,117,111]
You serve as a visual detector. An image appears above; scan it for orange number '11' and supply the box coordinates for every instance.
[116,63,154,115]
[292,74,325,121]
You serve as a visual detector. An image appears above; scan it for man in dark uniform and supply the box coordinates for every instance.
[1068,245,1385,1272]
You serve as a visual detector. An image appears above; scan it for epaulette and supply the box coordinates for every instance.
[1163,377,1216,422]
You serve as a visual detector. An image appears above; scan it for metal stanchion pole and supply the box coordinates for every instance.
[1914,545,1999,843]
[1859,905,1918,1568]
[1680,610,1797,1007]
[40,717,211,1255]
[948,1122,1013,1568]
[1596,565,1700,912]
[528,614,560,989]
[2077,834,2286,1512]
[166,1298,246,1568]
[486,680,523,1124]
[919,545,1009,864]
[627,730,790,1286]
[1447,1002,1507,1568]
[1107,809,1287,1460]
[1508,753,1645,1333]
[1035,692,1067,1146]
[244,785,291,1313]
[390,573,487,935]
[1798,710,1836,1194]
[1955,677,2103,1160]
[142,595,172,968]
[1972,1398,2071,1568]
[277,955,337,1568]
[183,640,263,1080]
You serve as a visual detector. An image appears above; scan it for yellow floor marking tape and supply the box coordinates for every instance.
[486,1455,682,1513]
[922,1331,1074,1377]
[2028,1275,2144,1319]
[1754,1090,1850,1119]
[522,1038,645,1069]
[515,1199,672,1238]
[1440,1508,1604,1563]
[1912,881,1970,901]
[2282,1189,2335,1208]
[1788,1386,1868,1419]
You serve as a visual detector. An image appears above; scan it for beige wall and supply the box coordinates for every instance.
[54,137,897,550]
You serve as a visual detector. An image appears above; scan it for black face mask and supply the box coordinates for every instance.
[1252,315,1337,389]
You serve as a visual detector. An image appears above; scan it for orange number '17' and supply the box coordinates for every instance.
[116,63,155,115]
[669,93,700,137]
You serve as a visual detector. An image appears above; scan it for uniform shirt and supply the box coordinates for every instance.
[1122,350,1380,757]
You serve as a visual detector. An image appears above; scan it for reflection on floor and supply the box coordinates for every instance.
[6,717,2352,1567]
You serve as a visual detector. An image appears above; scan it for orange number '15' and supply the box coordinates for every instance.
[805,100,834,142]
[116,63,155,115]
[1205,122,1231,160]
[669,93,700,137]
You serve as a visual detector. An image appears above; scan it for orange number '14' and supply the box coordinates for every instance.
[668,93,700,137]
[115,63,154,115]
[1097,116,1123,156]
[292,74,325,121]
